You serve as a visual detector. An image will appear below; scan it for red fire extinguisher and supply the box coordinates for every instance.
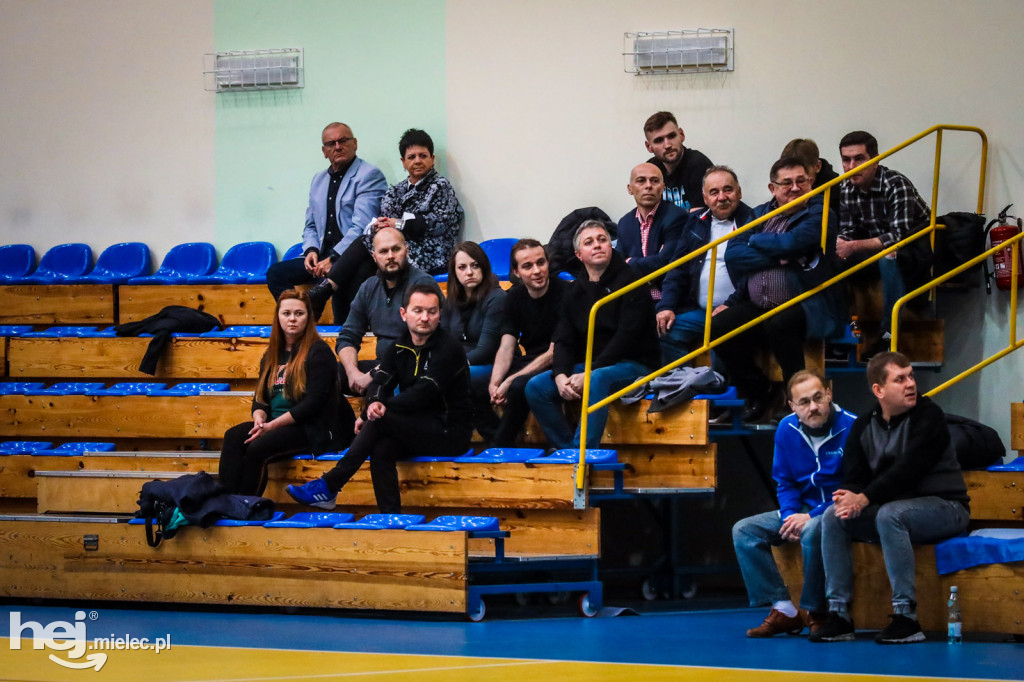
[985,204,1024,293]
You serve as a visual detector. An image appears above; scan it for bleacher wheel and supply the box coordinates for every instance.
[577,593,598,618]
[641,578,660,601]
[467,599,486,622]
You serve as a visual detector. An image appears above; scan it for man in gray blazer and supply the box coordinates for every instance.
[266,122,387,318]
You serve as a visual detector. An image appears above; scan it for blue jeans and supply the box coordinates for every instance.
[659,308,707,366]
[821,497,969,615]
[524,361,648,449]
[732,510,826,613]
[878,257,906,333]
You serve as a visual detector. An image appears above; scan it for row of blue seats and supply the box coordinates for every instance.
[0,242,293,286]
[129,511,501,532]
[306,447,619,465]
[0,325,343,338]
[0,382,230,396]
[0,441,116,455]
[0,238,525,286]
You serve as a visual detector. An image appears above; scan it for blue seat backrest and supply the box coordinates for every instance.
[0,382,45,395]
[93,242,151,277]
[0,440,53,453]
[219,242,276,275]
[0,326,34,337]
[0,245,35,278]
[480,238,519,279]
[157,243,217,277]
[35,243,93,278]
[51,442,116,454]
[282,243,304,261]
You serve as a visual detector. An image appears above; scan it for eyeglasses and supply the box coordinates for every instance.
[772,176,811,189]
[322,137,353,148]
[792,392,828,408]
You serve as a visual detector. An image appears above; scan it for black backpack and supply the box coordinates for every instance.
[945,413,1005,470]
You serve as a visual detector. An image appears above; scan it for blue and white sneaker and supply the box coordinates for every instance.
[285,478,337,510]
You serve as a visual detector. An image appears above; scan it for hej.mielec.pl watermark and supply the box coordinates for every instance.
[9,610,171,671]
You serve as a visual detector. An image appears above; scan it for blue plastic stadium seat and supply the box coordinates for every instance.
[480,238,519,280]
[199,326,271,338]
[526,448,618,464]
[333,513,426,530]
[316,325,342,335]
[214,511,287,526]
[66,242,150,284]
[44,442,117,455]
[0,441,54,454]
[291,453,314,460]
[556,271,575,281]
[265,512,356,528]
[147,382,231,396]
[0,326,34,337]
[409,447,475,463]
[988,455,1024,472]
[405,515,500,532]
[433,273,449,283]
[24,382,106,396]
[21,326,99,338]
[192,242,277,285]
[85,382,166,396]
[0,245,36,282]
[127,243,217,285]
[315,449,349,461]
[18,244,93,284]
[454,447,544,463]
[697,385,738,401]
[0,382,46,395]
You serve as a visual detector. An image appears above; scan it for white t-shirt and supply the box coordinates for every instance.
[698,215,737,309]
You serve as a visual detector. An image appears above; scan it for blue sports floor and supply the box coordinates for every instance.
[2,602,1021,681]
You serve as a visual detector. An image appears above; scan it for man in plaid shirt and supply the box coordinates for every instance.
[836,131,930,358]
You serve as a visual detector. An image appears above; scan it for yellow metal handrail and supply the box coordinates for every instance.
[574,124,987,490]
[891,232,1024,397]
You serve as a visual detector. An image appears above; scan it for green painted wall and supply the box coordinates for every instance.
[214,0,446,252]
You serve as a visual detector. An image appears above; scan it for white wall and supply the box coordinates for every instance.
[446,0,1024,448]
[0,0,215,262]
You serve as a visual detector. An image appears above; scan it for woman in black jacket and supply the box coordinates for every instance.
[218,290,355,495]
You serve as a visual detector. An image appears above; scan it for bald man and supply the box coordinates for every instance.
[615,162,690,302]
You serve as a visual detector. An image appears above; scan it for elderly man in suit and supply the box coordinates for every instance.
[266,121,387,321]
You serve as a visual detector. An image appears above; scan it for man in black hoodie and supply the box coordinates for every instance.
[524,220,660,449]
[811,352,970,645]
[287,283,472,512]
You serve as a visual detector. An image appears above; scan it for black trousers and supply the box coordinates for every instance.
[218,421,311,496]
[710,301,806,398]
[325,240,377,325]
[322,412,471,513]
[489,360,544,446]
[266,257,316,300]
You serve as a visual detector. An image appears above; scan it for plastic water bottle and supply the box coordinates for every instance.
[947,585,962,644]
[849,315,862,340]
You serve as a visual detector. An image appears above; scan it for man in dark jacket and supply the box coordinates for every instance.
[524,220,659,449]
[287,283,472,512]
[658,166,754,365]
[811,352,970,645]
[709,157,842,422]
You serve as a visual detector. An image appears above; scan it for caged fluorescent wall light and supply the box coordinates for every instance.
[203,48,304,92]
[623,29,734,75]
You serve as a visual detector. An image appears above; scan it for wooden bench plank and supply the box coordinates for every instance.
[963,470,1024,522]
[0,519,467,612]
[590,444,715,491]
[0,285,116,325]
[773,541,1024,635]
[119,285,291,326]
[1011,402,1024,451]
[518,400,710,446]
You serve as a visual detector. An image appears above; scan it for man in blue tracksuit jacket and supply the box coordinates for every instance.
[732,369,856,637]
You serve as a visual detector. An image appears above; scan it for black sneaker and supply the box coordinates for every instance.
[306,279,333,321]
[875,614,925,644]
[808,612,855,642]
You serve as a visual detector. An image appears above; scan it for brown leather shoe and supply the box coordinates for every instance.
[746,609,804,637]
[806,610,829,636]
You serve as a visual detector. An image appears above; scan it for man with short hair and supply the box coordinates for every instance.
[287,283,472,512]
[525,221,660,449]
[643,111,713,212]
[266,122,387,319]
[657,165,754,364]
[811,352,970,644]
[733,370,856,637]
[616,163,689,303]
[485,239,568,446]
[335,227,438,395]
[836,131,931,358]
[710,157,843,423]
[781,138,840,216]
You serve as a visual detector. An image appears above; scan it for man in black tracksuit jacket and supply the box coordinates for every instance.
[287,283,471,512]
